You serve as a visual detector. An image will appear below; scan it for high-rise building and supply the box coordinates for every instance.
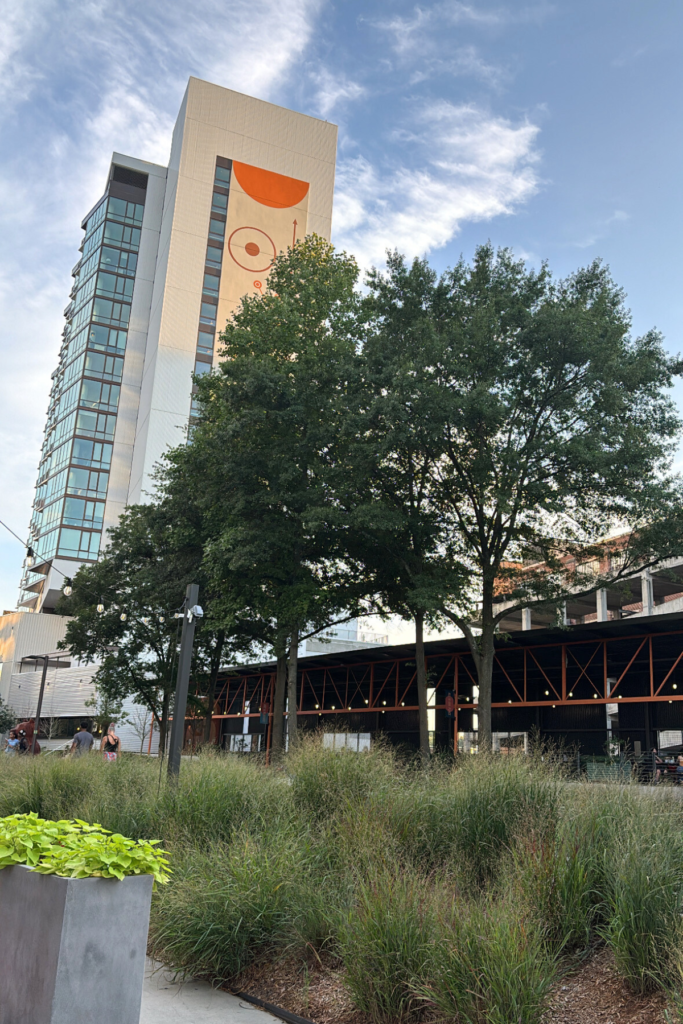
[20,78,338,611]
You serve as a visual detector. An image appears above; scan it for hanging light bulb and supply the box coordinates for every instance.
[120,613,127,622]
[63,578,73,597]
[158,615,165,623]
[26,547,35,568]
[142,617,150,625]
[96,602,105,614]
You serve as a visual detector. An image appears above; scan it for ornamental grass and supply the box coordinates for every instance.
[2,736,683,1021]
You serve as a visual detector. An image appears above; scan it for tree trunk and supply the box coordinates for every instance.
[415,611,430,762]
[271,652,287,756]
[203,631,225,745]
[287,625,299,749]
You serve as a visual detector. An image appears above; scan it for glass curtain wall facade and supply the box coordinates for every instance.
[20,167,147,605]
[190,157,231,420]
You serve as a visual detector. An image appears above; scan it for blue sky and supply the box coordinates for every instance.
[0,0,682,612]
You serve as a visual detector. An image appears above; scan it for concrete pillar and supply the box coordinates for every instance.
[560,602,568,626]
[641,571,653,616]
[521,608,531,630]
[596,589,608,622]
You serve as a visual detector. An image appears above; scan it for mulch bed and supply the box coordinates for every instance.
[547,948,667,1024]
[230,947,670,1024]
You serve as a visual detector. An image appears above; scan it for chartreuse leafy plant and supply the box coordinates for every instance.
[0,813,170,884]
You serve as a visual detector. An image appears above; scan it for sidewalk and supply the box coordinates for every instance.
[141,960,280,1024]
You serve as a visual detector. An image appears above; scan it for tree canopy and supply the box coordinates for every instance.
[60,238,683,755]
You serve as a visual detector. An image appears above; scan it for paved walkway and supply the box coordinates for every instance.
[141,960,280,1024]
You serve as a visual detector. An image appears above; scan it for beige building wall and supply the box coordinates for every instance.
[127,78,337,504]
[0,612,72,705]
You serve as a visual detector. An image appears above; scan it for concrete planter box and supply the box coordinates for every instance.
[0,864,153,1024]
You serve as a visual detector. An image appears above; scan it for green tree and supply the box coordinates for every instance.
[0,696,16,735]
[164,235,372,751]
[59,500,236,754]
[340,255,466,759]
[366,245,683,749]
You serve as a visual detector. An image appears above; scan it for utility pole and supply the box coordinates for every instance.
[167,584,201,778]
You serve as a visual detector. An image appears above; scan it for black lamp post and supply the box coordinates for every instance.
[167,583,202,777]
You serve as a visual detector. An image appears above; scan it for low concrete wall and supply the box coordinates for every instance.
[0,865,153,1024]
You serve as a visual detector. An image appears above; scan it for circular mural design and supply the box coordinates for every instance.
[227,226,277,273]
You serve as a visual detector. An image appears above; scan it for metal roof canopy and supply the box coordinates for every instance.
[225,609,683,678]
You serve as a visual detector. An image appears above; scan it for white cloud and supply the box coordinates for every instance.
[408,47,508,88]
[310,68,366,117]
[0,0,322,609]
[375,2,552,56]
[333,101,540,266]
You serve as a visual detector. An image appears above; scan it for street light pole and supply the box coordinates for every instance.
[31,656,50,755]
[167,583,201,778]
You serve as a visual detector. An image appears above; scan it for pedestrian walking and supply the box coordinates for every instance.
[70,722,94,757]
[676,755,683,785]
[100,722,121,761]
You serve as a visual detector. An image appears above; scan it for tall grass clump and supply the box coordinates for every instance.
[382,752,559,885]
[603,802,683,993]
[287,732,394,822]
[337,868,435,1023]
[0,752,292,844]
[150,828,341,982]
[421,898,557,1024]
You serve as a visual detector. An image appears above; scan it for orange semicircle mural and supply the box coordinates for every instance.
[232,161,309,209]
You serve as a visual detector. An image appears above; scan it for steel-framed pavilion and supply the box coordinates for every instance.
[196,611,683,756]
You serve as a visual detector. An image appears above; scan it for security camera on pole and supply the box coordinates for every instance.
[167,583,203,777]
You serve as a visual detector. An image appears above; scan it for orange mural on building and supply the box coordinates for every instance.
[220,162,310,314]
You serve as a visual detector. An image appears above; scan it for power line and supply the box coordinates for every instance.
[0,516,69,580]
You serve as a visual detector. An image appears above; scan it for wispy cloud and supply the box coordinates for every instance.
[408,46,509,88]
[310,68,366,117]
[334,100,541,266]
[0,0,322,608]
[573,209,630,249]
[374,1,553,56]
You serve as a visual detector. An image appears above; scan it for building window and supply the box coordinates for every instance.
[208,218,225,239]
[203,272,219,296]
[107,197,144,225]
[199,301,217,325]
[84,351,124,382]
[71,439,112,469]
[92,298,130,327]
[197,330,214,356]
[103,222,141,251]
[206,245,223,268]
[75,410,116,439]
[215,165,231,187]
[62,497,105,529]
[96,272,134,301]
[80,380,120,412]
[100,247,137,274]
[88,325,127,351]
[67,468,109,497]
[57,528,101,560]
